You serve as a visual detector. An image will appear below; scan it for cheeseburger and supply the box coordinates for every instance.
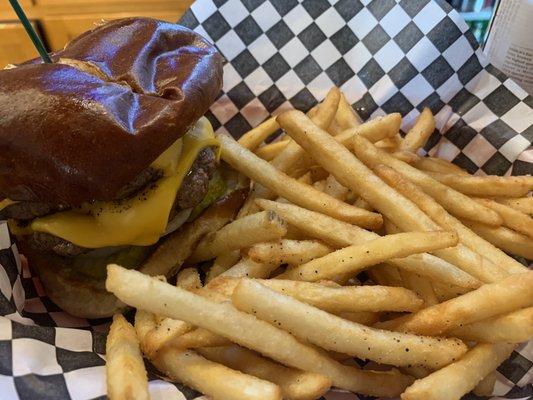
[0,18,232,318]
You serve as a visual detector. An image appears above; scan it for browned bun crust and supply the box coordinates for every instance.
[0,18,223,205]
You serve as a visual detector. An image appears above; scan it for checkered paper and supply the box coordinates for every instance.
[0,1,532,399]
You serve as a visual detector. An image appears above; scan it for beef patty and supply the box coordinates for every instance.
[8,147,216,257]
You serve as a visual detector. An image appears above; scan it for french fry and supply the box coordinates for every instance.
[217,257,279,280]
[324,175,348,201]
[350,135,502,226]
[257,200,480,288]
[142,317,192,358]
[333,113,401,147]
[170,328,231,349]
[209,277,423,313]
[277,231,458,282]
[206,250,241,283]
[495,197,533,215]
[139,189,245,277]
[462,220,533,260]
[334,92,361,129]
[392,254,481,289]
[394,271,533,335]
[448,307,533,343]
[297,171,313,185]
[153,348,283,400]
[176,268,201,290]
[188,211,287,262]
[198,346,332,400]
[312,179,327,192]
[353,197,373,211]
[106,314,149,400]
[238,116,280,150]
[255,139,290,160]
[106,265,413,397]
[374,164,527,277]
[426,171,533,198]
[232,279,467,369]
[475,198,533,238]
[134,309,156,349]
[398,270,439,307]
[218,133,382,228]
[247,240,333,265]
[473,371,497,397]
[392,150,419,164]
[414,156,469,175]
[368,264,404,287]
[400,108,435,152]
[337,311,380,325]
[401,343,514,400]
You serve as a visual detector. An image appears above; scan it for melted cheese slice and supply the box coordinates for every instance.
[30,117,218,248]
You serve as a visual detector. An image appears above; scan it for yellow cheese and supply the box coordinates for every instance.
[30,117,218,248]
[0,199,17,211]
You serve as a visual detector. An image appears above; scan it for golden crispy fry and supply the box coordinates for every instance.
[392,254,481,289]
[392,150,419,164]
[324,175,349,201]
[353,197,373,211]
[209,277,423,313]
[134,310,156,350]
[176,268,201,290]
[206,250,241,283]
[257,200,480,288]
[312,179,327,192]
[426,171,533,198]
[334,113,401,147]
[394,271,533,335]
[297,171,313,185]
[350,135,502,226]
[473,371,497,397]
[106,314,149,400]
[335,92,361,129]
[247,239,333,265]
[401,343,514,400]
[217,257,279,280]
[154,348,282,400]
[448,307,533,343]
[495,197,533,215]
[106,265,413,397]
[255,140,290,160]
[232,279,467,369]
[189,210,287,262]
[139,189,245,277]
[218,133,382,228]
[198,346,332,400]
[400,108,435,152]
[337,311,380,325]
[277,231,458,282]
[142,317,192,359]
[462,220,533,260]
[414,157,469,175]
[238,116,280,150]
[475,198,533,238]
[374,165,526,278]
[398,270,439,307]
[368,264,404,287]
[170,328,231,349]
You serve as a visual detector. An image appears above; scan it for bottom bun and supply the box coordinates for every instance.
[19,241,129,319]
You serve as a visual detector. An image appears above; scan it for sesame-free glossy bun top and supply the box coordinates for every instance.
[0,18,223,205]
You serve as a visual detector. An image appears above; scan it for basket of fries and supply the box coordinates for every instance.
[0,0,531,400]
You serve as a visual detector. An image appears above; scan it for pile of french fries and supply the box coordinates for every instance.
[104,87,533,400]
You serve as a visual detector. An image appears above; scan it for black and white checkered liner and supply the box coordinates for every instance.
[0,1,531,399]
